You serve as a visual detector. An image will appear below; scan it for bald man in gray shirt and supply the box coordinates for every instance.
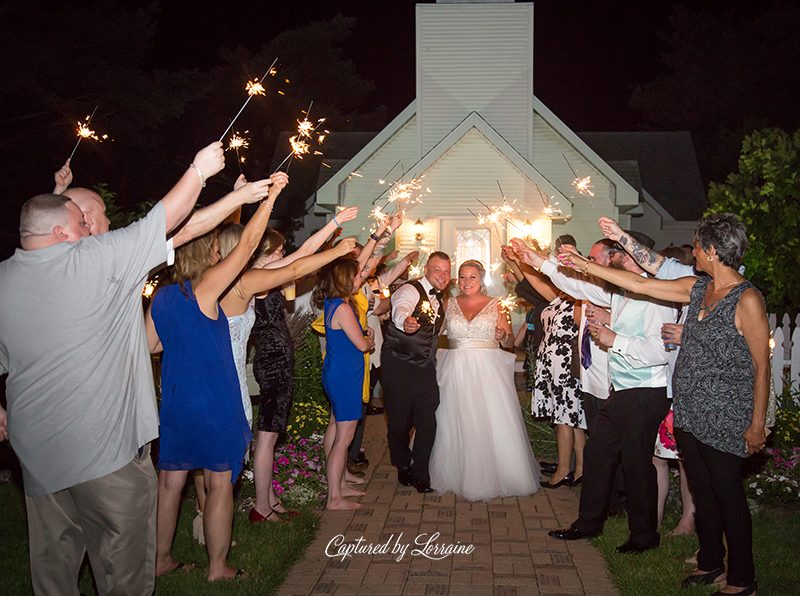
[0,142,269,595]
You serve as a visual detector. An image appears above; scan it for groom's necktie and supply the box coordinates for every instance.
[580,320,593,369]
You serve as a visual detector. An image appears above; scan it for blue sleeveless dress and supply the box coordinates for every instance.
[322,298,364,422]
[152,281,252,482]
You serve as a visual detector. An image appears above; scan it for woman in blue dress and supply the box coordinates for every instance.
[145,174,285,581]
[314,259,375,510]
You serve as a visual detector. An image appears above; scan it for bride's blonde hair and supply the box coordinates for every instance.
[458,260,488,295]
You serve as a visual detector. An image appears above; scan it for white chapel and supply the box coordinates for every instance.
[302,0,706,281]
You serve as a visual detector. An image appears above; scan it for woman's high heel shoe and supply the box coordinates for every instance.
[542,472,574,489]
[681,566,725,588]
[569,475,583,487]
[248,506,283,524]
[711,582,756,596]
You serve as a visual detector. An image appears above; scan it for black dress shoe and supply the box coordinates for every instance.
[397,467,413,486]
[366,405,385,416]
[681,567,725,588]
[540,461,557,475]
[542,472,574,489]
[615,540,659,554]
[353,451,369,466]
[711,582,756,596]
[414,481,434,494]
[548,526,600,541]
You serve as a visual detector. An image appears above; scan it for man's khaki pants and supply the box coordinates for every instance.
[25,446,157,596]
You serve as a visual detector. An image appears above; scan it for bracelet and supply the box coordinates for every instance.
[583,260,591,275]
[370,232,381,242]
[189,163,206,188]
[333,216,340,227]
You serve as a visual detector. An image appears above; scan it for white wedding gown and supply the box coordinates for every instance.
[429,297,540,501]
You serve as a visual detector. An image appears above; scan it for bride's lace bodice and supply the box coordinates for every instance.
[445,297,499,345]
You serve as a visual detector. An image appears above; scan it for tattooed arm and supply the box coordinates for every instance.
[598,217,664,276]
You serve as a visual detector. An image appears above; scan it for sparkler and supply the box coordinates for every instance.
[68,106,109,162]
[573,176,595,197]
[368,204,390,228]
[498,294,518,325]
[273,101,328,173]
[562,153,595,203]
[371,175,430,219]
[226,131,250,175]
[218,57,278,142]
[418,300,439,325]
[408,263,423,279]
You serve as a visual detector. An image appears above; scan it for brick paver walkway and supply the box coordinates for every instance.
[278,415,618,596]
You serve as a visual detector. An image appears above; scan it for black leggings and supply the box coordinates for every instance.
[675,428,754,586]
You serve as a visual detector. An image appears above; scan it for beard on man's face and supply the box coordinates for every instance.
[608,253,627,270]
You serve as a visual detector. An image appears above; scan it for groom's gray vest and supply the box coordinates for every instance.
[382,280,445,367]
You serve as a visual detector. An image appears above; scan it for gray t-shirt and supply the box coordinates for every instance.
[0,203,168,496]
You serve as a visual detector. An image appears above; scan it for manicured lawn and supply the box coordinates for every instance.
[0,472,321,595]
[520,390,800,596]
[592,507,799,596]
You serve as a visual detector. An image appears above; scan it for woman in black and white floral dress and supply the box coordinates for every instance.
[532,293,586,488]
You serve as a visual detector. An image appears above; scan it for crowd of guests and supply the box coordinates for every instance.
[0,141,769,595]
[508,215,767,596]
[0,145,421,591]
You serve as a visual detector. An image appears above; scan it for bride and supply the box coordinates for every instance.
[429,259,540,501]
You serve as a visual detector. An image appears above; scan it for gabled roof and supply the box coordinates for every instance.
[399,110,571,214]
[577,131,707,221]
[314,102,417,207]
[532,97,640,210]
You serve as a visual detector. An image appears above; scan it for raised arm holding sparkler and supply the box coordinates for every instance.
[53,159,73,194]
[354,213,402,288]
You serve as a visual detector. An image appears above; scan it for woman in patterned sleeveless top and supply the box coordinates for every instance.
[555,213,768,596]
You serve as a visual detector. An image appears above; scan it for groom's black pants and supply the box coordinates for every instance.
[381,355,439,484]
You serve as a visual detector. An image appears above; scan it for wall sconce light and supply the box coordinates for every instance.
[413,218,425,242]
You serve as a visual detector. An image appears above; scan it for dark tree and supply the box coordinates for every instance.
[630,1,800,185]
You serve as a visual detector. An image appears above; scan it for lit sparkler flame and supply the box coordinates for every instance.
[490,260,503,274]
[368,204,390,227]
[408,264,423,279]
[142,279,158,299]
[75,118,108,143]
[573,176,595,197]
[418,300,439,324]
[227,132,249,151]
[384,176,430,215]
[498,294,518,324]
[288,135,310,159]
[246,79,266,96]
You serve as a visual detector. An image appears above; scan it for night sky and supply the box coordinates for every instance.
[148,0,676,132]
[1,0,794,251]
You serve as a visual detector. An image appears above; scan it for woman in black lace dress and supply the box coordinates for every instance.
[248,208,359,523]
[559,213,769,596]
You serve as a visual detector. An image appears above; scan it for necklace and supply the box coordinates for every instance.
[700,279,743,313]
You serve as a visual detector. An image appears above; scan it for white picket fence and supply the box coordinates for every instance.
[770,313,800,397]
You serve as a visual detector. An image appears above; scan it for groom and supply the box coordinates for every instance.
[381,251,451,493]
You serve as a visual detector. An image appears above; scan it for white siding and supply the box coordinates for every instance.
[392,129,555,257]
[335,116,419,239]
[529,113,617,252]
[416,3,533,158]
